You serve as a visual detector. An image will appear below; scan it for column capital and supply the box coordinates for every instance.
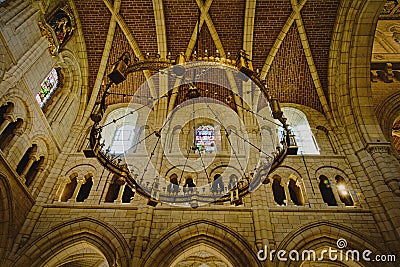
[366,142,392,155]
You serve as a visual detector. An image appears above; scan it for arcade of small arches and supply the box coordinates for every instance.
[0,69,359,207]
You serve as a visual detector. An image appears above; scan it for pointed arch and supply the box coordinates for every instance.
[275,221,390,267]
[141,219,262,267]
[12,217,131,267]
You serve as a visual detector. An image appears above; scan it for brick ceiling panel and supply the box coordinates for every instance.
[266,25,323,112]
[252,0,293,70]
[208,0,245,56]
[301,0,340,102]
[103,26,149,106]
[74,0,111,99]
[119,0,158,56]
[164,0,199,56]
[197,25,217,58]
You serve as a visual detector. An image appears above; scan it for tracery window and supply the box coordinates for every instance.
[195,125,217,154]
[36,68,59,108]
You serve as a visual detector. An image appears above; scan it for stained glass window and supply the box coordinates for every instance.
[36,68,59,108]
[195,125,216,154]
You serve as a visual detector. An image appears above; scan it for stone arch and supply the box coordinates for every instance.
[315,166,360,206]
[274,221,389,267]
[42,241,108,267]
[140,219,262,267]
[169,243,234,267]
[281,107,320,155]
[27,135,54,191]
[0,174,13,263]
[329,0,386,147]
[59,172,78,202]
[0,89,33,135]
[0,95,29,137]
[209,164,242,188]
[164,165,199,185]
[271,175,286,206]
[374,91,400,148]
[12,217,131,267]
[54,163,97,201]
[268,166,308,206]
[43,49,83,145]
[168,124,182,153]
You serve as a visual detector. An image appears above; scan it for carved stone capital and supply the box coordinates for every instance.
[366,143,392,155]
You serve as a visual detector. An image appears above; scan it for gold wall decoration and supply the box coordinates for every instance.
[38,4,76,56]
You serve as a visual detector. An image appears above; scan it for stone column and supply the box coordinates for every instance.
[114,182,126,203]
[27,157,45,187]
[20,154,37,184]
[0,113,14,134]
[69,178,84,202]
[283,181,294,206]
[3,126,24,155]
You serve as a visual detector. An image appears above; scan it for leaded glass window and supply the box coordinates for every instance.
[36,68,59,108]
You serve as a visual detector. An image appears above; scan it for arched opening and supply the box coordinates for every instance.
[25,155,44,187]
[319,176,337,206]
[0,118,23,151]
[184,177,196,193]
[335,176,354,206]
[109,125,136,154]
[121,185,135,203]
[102,107,138,155]
[288,179,304,206]
[60,174,78,202]
[228,174,238,190]
[167,173,179,194]
[76,175,93,202]
[11,218,132,267]
[272,175,286,206]
[212,174,224,193]
[36,68,59,108]
[105,175,122,203]
[280,107,319,155]
[0,102,14,126]
[16,145,37,176]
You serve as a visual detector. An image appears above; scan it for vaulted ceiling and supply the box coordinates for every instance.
[73,0,344,114]
[72,0,400,119]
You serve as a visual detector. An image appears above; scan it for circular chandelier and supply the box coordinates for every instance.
[85,50,297,208]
